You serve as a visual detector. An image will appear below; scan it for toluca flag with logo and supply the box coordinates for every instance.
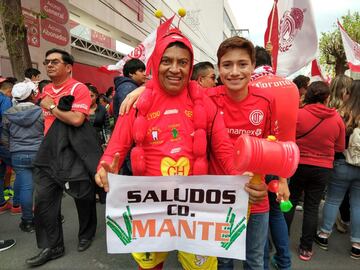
[338,20,360,72]
[99,16,175,74]
[264,0,318,77]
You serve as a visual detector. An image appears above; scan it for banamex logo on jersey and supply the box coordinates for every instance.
[249,110,264,126]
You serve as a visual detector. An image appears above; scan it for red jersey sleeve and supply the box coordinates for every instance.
[204,95,236,175]
[71,84,92,115]
[98,109,135,171]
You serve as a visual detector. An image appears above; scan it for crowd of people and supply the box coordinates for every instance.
[0,22,359,270]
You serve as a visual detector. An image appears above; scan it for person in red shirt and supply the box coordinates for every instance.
[95,27,267,269]
[206,37,278,270]
[250,46,299,270]
[284,81,345,261]
[26,49,97,267]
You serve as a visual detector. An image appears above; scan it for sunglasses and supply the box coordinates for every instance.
[43,59,65,66]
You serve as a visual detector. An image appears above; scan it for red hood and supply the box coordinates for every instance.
[146,21,194,94]
[303,103,337,119]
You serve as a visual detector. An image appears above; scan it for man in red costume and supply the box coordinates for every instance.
[95,25,267,269]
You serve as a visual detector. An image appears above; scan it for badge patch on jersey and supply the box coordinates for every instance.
[148,127,163,145]
[164,109,178,115]
[161,157,190,176]
[249,110,264,126]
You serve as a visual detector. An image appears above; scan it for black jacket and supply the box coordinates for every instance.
[34,118,103,198]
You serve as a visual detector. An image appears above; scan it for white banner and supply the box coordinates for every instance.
[338,20,360,72]
[106,174,249,260]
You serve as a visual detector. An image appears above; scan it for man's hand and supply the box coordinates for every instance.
[245,182,268,204]
[119,86,145,115]
[94,153,120,192]
[276,177,290,202]
[40,95,55,110]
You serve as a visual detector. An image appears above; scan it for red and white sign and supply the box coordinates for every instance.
[338,20,360,72]
[91,30,112,50]
[40,0,69,25]
[41,18,69,46]
[22,8,40,47]
[265,0,318,77]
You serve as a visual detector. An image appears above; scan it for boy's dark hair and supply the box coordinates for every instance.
[191,61,214,80]
[293,75,310,90]
[217,36,255,65]
[38,80,52,93]
[303,81,330,104]
[45,48,74,65]
[123,59,145,78]
[255,46,272,68]
[25,68,41,79]
[5,77,17,85]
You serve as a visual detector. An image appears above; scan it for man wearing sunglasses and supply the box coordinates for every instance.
[26,49,97,267]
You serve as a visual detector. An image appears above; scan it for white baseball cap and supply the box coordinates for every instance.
[12,81,36,101]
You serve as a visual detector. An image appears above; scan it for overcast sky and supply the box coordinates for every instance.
[228,0,359,46]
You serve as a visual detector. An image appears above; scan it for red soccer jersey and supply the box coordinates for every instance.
[42,78,91,134]
[207,85,278,214]
[100,87,236,176]
[251,74,299,142]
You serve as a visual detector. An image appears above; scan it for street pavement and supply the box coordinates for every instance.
[0,195,359,269]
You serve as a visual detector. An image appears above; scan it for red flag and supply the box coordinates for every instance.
[264,0,279,72]
[338,20,360,72]
[311,59,326,82]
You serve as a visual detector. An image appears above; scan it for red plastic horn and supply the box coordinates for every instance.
[234,135,299,178]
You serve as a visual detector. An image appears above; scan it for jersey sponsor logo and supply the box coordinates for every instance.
[170,147,181,154]
[227,128,262,137]
[254,80,293,89]
[249,110,264,126]
[72,103,88,110]
[147,111,160,120]
[164,109,178,115]
[161,157,190,176]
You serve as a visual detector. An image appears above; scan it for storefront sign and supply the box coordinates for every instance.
[22,8,40,47]
[41,18,69,46]
[40,0,69,24]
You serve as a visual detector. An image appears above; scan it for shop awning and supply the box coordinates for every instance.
[72,62,119,93]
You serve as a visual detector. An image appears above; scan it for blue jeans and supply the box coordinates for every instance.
[0,144,12,205]
[243,212,269,270]
[11,151,37,221]
[320,159,360,243]
[264,176,291,270]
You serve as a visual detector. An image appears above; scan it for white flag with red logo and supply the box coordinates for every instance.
[338,20,360,72]
[99,16,174,74]
[264,0,318,77]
